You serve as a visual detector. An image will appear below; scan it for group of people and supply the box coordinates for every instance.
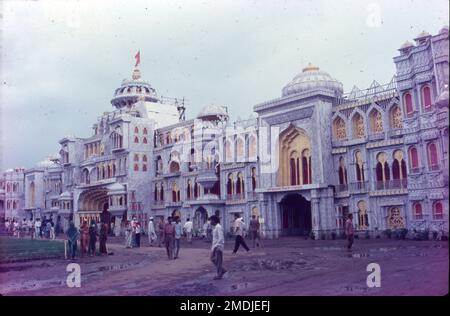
[66,220,109,260]
[4,218,56,240]
[124,217,144,248]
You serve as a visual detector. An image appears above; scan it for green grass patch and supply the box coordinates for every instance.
[0,236,65,263]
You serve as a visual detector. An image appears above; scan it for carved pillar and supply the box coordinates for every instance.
[311,197,321,235]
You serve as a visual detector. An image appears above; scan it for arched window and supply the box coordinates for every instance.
[236,172,244,196]
[189,148,196,172]
[249,135,257,161]
[83,168,90,184]
[432,201,443,219]
[427,143,439,170]
[194,181,199,198]
[226,174,234,195]
[421,85,432,111]
[392,150,407,181]
[154,184,158,201]
[357,200,369,230]
[134,136,139,143]
[355,150,365,183]
[251,167,257,191]
[333,116,347,140]
[376,152,390,189]
[30,181,36,208]
[172,182,180,202]
[225,139,233,162]
[134,154,139,162]
[302,149,312,185]
[408,146,420,172]
[338,157,348,185]
[187,180,192,199]
[160,183,164,201]
[142,155,147,162]
[134,126,139,134]
[388,207,405,229]
[351,112,365,139]
[236,138,245,162]
[403,92,414,117]
[143,127,148,135]
[143,137,148,144]
[142,164,147,172]
[290,151,300,185]
[169,161,180,173]
[369,109,383,134]
[156,156,162,175]
[134,163,139,172]
[413,202,423,219]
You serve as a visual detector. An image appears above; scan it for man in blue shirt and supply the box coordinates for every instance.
[174,216,182,259]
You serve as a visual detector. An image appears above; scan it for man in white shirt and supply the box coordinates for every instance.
[232,213,250,254]
[35,219,42,239]
[183,218,193,243]
[209,215,227,280]
[148,217,157,246]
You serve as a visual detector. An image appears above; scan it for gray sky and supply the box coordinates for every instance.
[1,0,448,170]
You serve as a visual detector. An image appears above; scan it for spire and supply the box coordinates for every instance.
[132,50,141,80]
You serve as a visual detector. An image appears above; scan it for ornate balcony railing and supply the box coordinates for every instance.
[349,181,369,193]
[335,184,348,193]
[429,164,441,172]
[226,193,245,201]
[374,179,407,190]
[368,132,385,142]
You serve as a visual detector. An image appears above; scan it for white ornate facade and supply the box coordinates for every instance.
[3,28,448,238]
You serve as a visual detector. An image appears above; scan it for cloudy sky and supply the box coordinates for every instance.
[1,0,448,170]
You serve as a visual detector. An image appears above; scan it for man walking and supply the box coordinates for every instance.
[209,215,227,280]
[157,217,165,247]
[148,217,157,246]
[232,213,250,254]
[164,216,175,260]
[174,217,182,259]
[249,215,263,248]
[345,213,354,251]
[183,217,193,243]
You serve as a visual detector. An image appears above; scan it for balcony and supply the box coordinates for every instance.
[226,193,246,201]
[247,191,259,200]
[375,179,407,190]
[334,184,348,193]
[428,164,441,172]
[388,128,403,138]
[349,181,369,193]
[368,132,385,142]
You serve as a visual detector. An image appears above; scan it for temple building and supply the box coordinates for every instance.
[3,27,448,238]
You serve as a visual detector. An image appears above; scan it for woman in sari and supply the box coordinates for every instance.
[79,221,89,257]
[66,222,79,260]
[99,222,108,255]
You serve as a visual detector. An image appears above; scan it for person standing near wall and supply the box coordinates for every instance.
[164,216,175,260]
[232,213,250,255]
[345,213,354,251]
[209,215,227,280]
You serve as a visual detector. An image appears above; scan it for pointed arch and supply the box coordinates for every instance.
[351,111,365,139]
[332,115,347,140]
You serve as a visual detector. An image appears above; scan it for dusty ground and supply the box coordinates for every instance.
[0,236,447,296]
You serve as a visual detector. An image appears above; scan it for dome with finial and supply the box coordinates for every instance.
[281,63,343,97]
[416,31,430,39]
[197,104,229,121]
[440,25,449,34]
[400,40,414,49]
[111,67,159,109]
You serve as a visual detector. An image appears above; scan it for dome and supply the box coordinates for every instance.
[400,41,414,49]
[416,31,430,38]
[111,68,159,108]
[107,182,126,195]
[59,191,72,199]
[36,159,56,168]
[281,63,343,97]
[197,104,229,120]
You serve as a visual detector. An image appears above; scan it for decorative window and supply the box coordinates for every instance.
[134,127,139,134]
[251,167,257,191]
[408,146,420,172]
[187,180,192,199]
[413,202,423,220]
[388,207,405,229]
[142,155,147,162]
[392,150,407,180]
[403,92,414,117]
[421,85,432,111]
[427,143,439,170]
[355,150,365,182]
[357,200,369,230]
[225,140,233,162]
[432,201,443,220]
[352,113,365,138]
[302,149,312,185]
[236,138,245,162]
[143,128,148,135]
[249,135,257,161]
[169,161,180,173]
[226,174,234,195]
[333,116,347,140]
[134,163,139,171]
[375,152,390,189]
[134,136,139,143]
[134,154,139,162]
[369,109,383,134]
[143,137,148,144]
[142,164,147,172]
[338,157,348,185]
[236,172,245,196]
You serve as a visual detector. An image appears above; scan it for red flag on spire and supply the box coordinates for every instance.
[135,50,140,67]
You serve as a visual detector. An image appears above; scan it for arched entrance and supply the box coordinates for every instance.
[279,194,311,236]
[193,206,208,237]
[78,188,111,228]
